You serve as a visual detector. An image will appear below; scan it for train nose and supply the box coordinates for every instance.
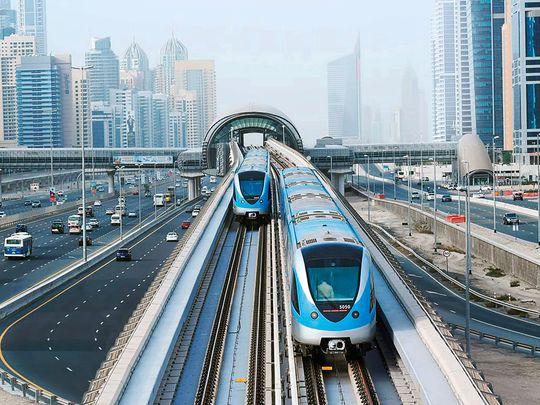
[327,339,346,352]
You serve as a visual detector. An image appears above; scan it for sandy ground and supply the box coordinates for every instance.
[0,388,32,404]
[348,195,540,313]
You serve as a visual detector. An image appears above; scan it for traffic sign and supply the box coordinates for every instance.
[443,250,450,257]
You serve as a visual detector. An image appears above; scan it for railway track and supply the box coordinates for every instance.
[194,224,247,404]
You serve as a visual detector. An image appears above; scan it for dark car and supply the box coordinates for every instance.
[24,200,32,206]
[441,194,452,202]
[512,191,523,201]
[51,220,64,234]
[15,224,28,233]
[78,236,92,246]
[116,248,132,261]
[503,213,520,225]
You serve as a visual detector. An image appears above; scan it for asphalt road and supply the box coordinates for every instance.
[1,189,86,216]
[0,200,199,403]
[355,167,539,243]
[389,245,540,347]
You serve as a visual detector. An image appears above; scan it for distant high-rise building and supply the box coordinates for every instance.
[134,91,152,147]
[390,109,401,144]
[510,1,540,164]
[502,0,513,151]
[173,60,216,146]
[16,55,73,147]
[0,0,16,40]
[467,0,504,148]
[0,34,35,145]
[120,40,151,91]
[158,33,187,95]
[109,88,135,147]
[152,93,169,147]
[86,37,120,103]
[171,91,199,148]
[432,0,472,143]
[91,102,114,148]
[54,54,75,147]
[17,0,46,55]
[72,68,91,147]
[400,68,427,143]
[327,37,361,141]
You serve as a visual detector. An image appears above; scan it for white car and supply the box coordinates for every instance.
[128,212,137,218]
[56,199,65,205]
[425,192,435,201]
[0,211,5,218]
[105,208,115,215]
[85,223,93,232]
[472,192,485,198]
[94,200,102,206]
[88,218,99,228]
[192,209,200,218]
[166,232,179,242]
[480,185,492,192]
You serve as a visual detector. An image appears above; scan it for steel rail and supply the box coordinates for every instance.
[194,224,247,404]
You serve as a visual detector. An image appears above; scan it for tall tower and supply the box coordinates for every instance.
[327,36,362,141]
[174,60,216,147]
[72,68,91,147]
[17,0,46,55]
[467,0,504,148]
[0,34,35,146]
[400,68,427,143]
[120,39,151,91]
[85,37,120,103]
[0,0,16,40]
[158,33,187,95]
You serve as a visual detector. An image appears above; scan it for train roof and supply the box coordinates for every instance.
[237,149,269,174]
[281,166,361,248]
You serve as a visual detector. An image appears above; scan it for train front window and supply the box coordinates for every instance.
[303,244,362,302]
[239,171,265,202]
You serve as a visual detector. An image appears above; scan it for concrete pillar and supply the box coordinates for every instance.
[106,169,115,194]
[187,177,201,201]
[332,173,345,195]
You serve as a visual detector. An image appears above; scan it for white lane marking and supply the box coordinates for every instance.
[66,367,73,372]
[450,310,456,314]
[54,356,59,361]
[408,273,422,279]
[425,290,447,297]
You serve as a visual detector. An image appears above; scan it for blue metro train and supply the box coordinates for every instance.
[232,149,271,222]
[279,167,376,354]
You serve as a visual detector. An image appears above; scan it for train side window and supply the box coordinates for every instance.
[291,274,300,314]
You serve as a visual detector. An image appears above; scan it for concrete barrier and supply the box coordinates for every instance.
[366,194,540,287]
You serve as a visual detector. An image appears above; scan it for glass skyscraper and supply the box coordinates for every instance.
[511,0,540,163]
[17,0,47,55]
[467,0,504,148]
[16,55,62,147]
[0,0,16,40]
[85,37,120,103]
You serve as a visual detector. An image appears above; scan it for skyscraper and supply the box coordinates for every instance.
[0,34,35,145]
[511,1,540,164]
[432,0,472,143]
[109,88,135,148]
[120,40,151,91]
[467,0,504,148]
[0,0,16,40]
[16,55,72,147]
[400,68,427,143]
[157,33,187,95]
[171,91,199,148]
[17,0,46,55]
[86,37,120,103]
[502,0,513,151]
[173,60,216,147]
[91,102,114,148]
[72,68,91,147]
[327,37,361,141]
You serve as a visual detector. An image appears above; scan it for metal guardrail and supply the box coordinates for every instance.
[450,323,540,357]
[369,221,540,318]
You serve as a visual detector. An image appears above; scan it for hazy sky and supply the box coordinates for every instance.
[45,0,433,146]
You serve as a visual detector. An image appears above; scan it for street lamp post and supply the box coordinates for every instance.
[116,166,124,240]
[492,136,499,234]
[431,151,438,252]
[364,154,371,222]
[326,155,333,185]
[404,154,412,236]
[537,133,540,245]
[393,147,397,200]
[50,142,54,206]
[154,163,158,219]
[137,164,142,227]
[81,138,87,262]
[282,124,285,144]
[420,149,424,210]
[463,160,472,356]
[457,160,461,216]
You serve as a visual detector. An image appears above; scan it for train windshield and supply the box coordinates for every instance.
[239,171,265,202]
[303,244,362,303]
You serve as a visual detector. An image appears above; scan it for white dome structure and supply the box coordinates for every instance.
[456,134,493,185]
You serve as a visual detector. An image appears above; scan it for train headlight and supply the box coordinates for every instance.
[241,199,245,203]
[259,199,263,203]
[352,311,359,319]
[310,311,318,320]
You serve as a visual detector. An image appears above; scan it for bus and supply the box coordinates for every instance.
[4,233,33,258]
[154,193,165,207]
[68,214,82,227]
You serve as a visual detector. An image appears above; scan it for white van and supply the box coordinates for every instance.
[111,214,121,225]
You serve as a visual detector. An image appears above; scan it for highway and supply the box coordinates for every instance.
[356,166,540,243]
[0,188,85,216]
[0,200,199,403]
[389,244,540,347]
